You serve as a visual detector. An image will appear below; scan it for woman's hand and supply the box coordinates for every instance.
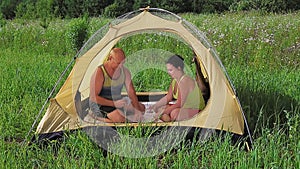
[149,104,158,112]
[153,112,160,121]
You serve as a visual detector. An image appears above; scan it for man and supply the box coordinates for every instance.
[89,48,145,122]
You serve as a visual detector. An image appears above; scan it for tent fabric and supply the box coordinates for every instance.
[36,8,245,135]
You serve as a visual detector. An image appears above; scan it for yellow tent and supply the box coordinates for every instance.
[33,8,252,145]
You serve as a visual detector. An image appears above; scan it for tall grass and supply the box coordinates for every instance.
[0,11,299,168]
[182,11,300,136]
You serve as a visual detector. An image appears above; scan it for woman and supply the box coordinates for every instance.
[150,55,205,122]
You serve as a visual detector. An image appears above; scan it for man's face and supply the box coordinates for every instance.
[110,53,125,70]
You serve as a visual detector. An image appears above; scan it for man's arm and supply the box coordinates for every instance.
[123,67,145,112]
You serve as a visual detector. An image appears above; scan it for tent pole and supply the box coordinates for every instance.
[22,57,76,146]
[241,108,254,148]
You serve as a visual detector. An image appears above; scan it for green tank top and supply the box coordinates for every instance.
[98,65,125,100]
[171,77,205,110]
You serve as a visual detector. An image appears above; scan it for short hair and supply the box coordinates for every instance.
[166,54,184,70]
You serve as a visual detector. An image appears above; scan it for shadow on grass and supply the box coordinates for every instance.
[237,85,299,138]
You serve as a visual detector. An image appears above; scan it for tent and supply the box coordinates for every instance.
[29,8,253,150]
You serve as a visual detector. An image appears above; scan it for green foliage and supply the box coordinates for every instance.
[0,0,22,19]
[2,0,300,19]
[35,0,54,28]
[0,12,6,27]
[230,0,291,13]
[15,1,34,19]
[60,0,113,18]
[185,11,300,69]
[2,127,299,168]
[0,11,300,168]
[64,0,85,18]
[183,11,300,132]
[103,0,134,18]
[195,0,235,13]
[159,0,186,13]
[259,0,287,12]
[132,0,159,10]
[66,17,89,52]
[286,0,300,11]
[62,0,104,18]
[15,0,54,28]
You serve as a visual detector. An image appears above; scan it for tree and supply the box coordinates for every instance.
[103,0,134,18]
[0,0,23,19]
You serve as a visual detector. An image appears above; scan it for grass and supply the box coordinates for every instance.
[0,11,299,168]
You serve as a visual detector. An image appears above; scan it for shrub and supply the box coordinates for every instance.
[0,0,22,19]
[229,0,254,11]
[230,0,290,13]
[133,0,159,10]
[259,0,287,13]
[66,17,89,52]
[15,1,36,19]
[0,12,6,27]
[103,0,133,18]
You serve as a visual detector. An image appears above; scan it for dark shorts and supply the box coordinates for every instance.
[89,102,124,118]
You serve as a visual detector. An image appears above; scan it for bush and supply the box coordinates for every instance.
[230,0,291,13]
[229,0,254,11]
[259,0,287,12]
[61,0,113,18]
[190,0,235,14]
[159,0,185,13]
[15,1,35,19]
[103,0,133,18]
[0,12,6,27]
[133,0,159,10]
[66,17,89,52]
[0,0,22,19]
[15,0,54,21]
[2,0,300,20]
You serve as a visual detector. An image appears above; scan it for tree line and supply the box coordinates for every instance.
[1,0,300,19]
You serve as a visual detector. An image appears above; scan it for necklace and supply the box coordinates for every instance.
[178,74,186,84]
[173,74,185,99]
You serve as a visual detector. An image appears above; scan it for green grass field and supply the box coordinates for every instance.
[0,11,299,168]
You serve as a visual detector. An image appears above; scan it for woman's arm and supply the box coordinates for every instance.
[150,82,173,112]
[163,77,194,114]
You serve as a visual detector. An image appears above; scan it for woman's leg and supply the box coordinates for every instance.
[174,108,199,121]
[160,114,171,122]
[170,108,180,121]
[159,108,180,122]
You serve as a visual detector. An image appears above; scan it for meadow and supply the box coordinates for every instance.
[0,11,299,168]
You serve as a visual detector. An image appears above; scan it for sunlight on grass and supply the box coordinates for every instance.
[0,11,299,168]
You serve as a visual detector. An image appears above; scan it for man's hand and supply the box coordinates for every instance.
[133,110,144,122]
[149,104,158,113]
[114,99,127,108]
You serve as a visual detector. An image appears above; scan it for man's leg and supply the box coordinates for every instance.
[107,109,126,122]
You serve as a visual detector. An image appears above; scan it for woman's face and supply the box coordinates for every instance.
[166,63,179,79]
